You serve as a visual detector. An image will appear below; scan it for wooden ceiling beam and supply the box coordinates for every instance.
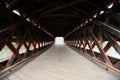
[31,5,52,14]
[58,1,88,14]
[39,17,81,24]
[39,0,86,15]
[32,0,60,15]
[32,0,85,21]
[70,7,88,14]
[43,23,74,26]
[36,8,84,20]
[8,0,22,10]
[38,13,84,19]
[85,1,98,7]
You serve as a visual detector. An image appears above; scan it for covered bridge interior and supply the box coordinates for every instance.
[0,0,120,80]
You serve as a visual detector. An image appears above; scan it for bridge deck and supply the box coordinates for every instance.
[8,44,120,80]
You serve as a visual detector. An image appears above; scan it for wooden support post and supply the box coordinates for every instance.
[77,34,82,51]
[91,41,95,49]
[6,55,15,67]
[2,39,22,60]
[102,30,120,55]
[27,29,37,52]
[80,38,87,53]
[83,31,96,57]
[103,42,112,53]
[28,42,32,49]
[16,41,23,51]
[90,29,113,66]
[23,42,30,57]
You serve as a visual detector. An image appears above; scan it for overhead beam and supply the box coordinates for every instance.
[96,21,120,38]
[58,1,87,14]
[65,7,85,16]
[44,23,74,25]
[37,8,85,20]
[111,13,120,24]
[40,19,78,26]
[8,0,22,10]
[34,0,81,15]
[85,1,97,7]
[39,0,85,15]
[38,13,84,19]
[33,0,86,21]
[0,22,21,34]
[32,5,52,14]
[70,7,88,14]
[32,0,62,14]
[39,17,81,23]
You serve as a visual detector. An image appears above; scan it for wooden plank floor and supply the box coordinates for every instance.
[8,44,120,80]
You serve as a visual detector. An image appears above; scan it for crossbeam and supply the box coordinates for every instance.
[8,0,21,10]
[39,0,85,15]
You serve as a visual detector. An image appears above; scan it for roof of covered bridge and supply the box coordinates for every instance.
[4,0,116,37]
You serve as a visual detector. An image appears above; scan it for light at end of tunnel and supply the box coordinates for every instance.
[55,37,64,45]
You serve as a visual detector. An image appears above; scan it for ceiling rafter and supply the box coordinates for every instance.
[31,0,87,25]
[31,5,52,14]
[13,0,113,37]
[38,13,84,18]
[69,7,88,14]
[85,1,98,7]
[8,0,22,10]
[32,0,60,15]
[38,17,81,25]
[39,0,86,15]
[58,1,88,14]
[33,1,85,20]
[44,23,74,26]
